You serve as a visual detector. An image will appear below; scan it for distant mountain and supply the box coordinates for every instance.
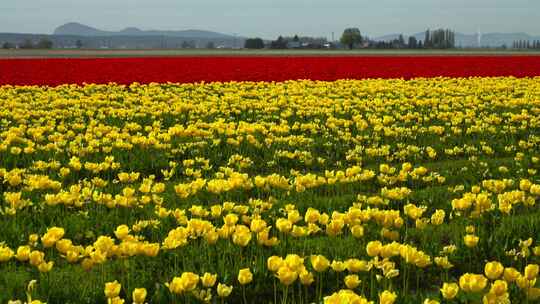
[372,31,540,47]
[53,22,236,39]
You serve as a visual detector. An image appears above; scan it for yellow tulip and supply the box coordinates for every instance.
[104,280,122,298]
[132,288,147,304]
[284,254,304,272]
[527,287,540,300]
[440,282,459,299]
[310,255,330,272]
[217,283,233,298]
[525,264,539,280]
[37,261,53,273]
[114,225,130,240]
[276,266,298,285]
[463,234,479,248]
[166,277,183,294]
[15,246,30,262]
[201,272,217,287]
[238,268,253,285]
[350,225,365,238]
[490,280,507,296]
[379,290,397,304]
[344,274,361,289]
[28,251,44,266]
[276,218,293,233]
[0,246,14,262]
[330,260,346,272]
[231,225,252,247]
[180,272,199,291]
[459,273,487,293]
[503,267,520,282]
[267,256,284,272]
[484,261,504,280]
[366,241,382,257]
[346,259,364,273]
[299,269,314,286]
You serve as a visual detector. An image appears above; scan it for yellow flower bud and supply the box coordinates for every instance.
[344,274,361,289]
[310,255,330,272]
[484,261,504,280]
[267,256,284,272]
[104,280,122,298]
[440,282,459,299]
[201,273,217,287]
[217,283,233,298]
[238,268,253,285]
[132,288,147,304]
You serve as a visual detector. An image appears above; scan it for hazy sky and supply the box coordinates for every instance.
[1,0,539,39]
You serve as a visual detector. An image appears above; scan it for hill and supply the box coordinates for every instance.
[53,22,236,39]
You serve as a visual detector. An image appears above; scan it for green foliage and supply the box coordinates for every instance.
[244,38,265,49]
[340,28,362,49]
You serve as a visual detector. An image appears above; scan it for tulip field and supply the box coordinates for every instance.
[1,56,540,304]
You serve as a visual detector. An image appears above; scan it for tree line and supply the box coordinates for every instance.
[340,28,455,49]
[2,38,54,49]
[512,40,540,49]
[244,35,331,49]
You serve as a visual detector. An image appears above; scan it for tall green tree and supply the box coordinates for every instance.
[20,39,34,49]
[408,36,418,49]
[36,38,53,49]
[398,34,405,47]
[340,28,362,49]
[270,36,287,49]
[424,30,431,48]
[244,38,265,49]
[2,42,14,49]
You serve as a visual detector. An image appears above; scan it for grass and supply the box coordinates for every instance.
[1,48,540,58]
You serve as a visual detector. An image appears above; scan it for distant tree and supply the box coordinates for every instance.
[36,38,53,49]
[424,30,431,48]
[418,40,423,49]
[422,29,454,49]
[76,40,83,49]
[270,36,287,49]
[408,36,418,49]
[398,34,405,48]
[206,41,215,49]
[2,42,15,49]
[181,41,194,49]
[293,35,300,42]
[20,39,34,49]
[340,28,362,49]
[244,38,265,49]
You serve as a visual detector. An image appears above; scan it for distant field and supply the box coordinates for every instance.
[2,48,540,58]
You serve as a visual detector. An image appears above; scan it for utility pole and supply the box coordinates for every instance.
[332,32,335,42]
